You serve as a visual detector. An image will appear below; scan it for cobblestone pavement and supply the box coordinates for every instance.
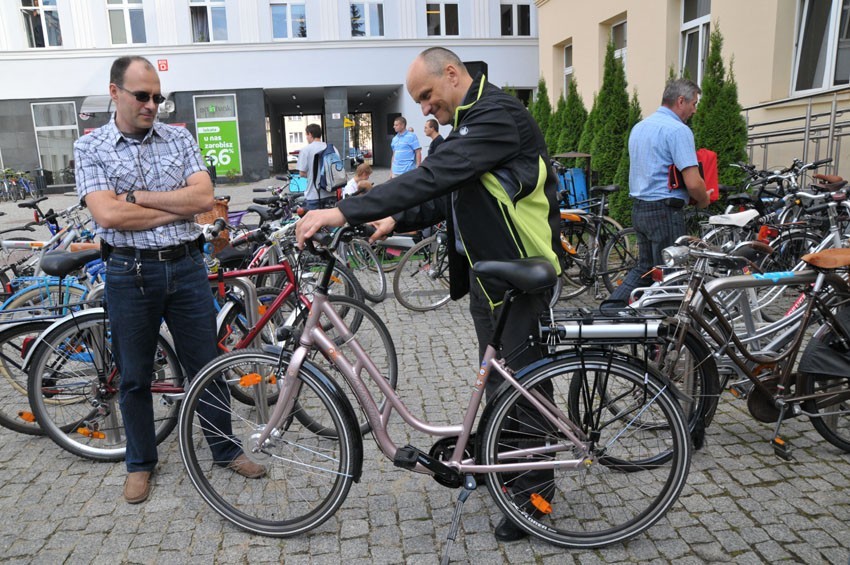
[0,176,848,563]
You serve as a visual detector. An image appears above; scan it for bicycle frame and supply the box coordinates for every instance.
[677,268,850,403]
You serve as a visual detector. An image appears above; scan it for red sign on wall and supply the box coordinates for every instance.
[157,59,168,72]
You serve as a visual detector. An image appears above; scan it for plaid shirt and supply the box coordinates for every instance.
[74,116,207,249]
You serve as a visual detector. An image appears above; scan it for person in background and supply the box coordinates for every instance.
[424,118,444,157]
[391,116,421,177]
[608,78,709,304]
[297,123,337,210]
[343,163,374,198]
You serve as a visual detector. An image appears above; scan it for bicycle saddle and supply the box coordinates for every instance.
[40,249,102,278]
[708,209,760,227]
[472,258,557,294]
[802,248,850,270]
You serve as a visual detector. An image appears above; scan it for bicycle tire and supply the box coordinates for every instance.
[1,281,88,318]
[600,227,638,294]
[392,235,451,312]
[803,375,850,452]
[478,352,690,548]
[178,348,361,536]
[339,237,386,303]
[371,239,410,273]
[557,221,594,299]
[26,310,183,462]
[0,319,54,435]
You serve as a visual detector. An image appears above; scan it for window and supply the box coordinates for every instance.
[500,1,531,36]
[289,131,304,144]
[21,0,62,48]
[350,1,383,37]
[563,44,573,94]
[680,0,710,83]
[31,102,78,185]
[793,0,850,93]
[426,2,459,36]
[107,0,146,45]
[271,1,307,39]
[612,20,627,69]
[190,0,227,43]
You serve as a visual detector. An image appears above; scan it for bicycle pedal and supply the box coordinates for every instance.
[393,445,420,469]
[729,383,750,399]
[771,437,794,461]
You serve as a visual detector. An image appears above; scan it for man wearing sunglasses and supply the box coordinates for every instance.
[74,56,265,505]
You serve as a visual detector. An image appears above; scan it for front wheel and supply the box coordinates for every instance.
[478,353,690,548]
[178,348,360,536]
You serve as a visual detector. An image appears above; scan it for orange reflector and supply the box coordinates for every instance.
[18,411,35,423]
[530,492,552,514]
[774,436,785,446]
[239,373,263,387]
[757,225,779,243]
[258,304,268,315]
[268,374,277,385]
[76,428,105,439]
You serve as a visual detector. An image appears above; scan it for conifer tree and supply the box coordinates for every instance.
[610,91,643,226]
[690,25,747,186]
[557,78,588,164]
[546,94,567,155]
[531,78,552,142]
[576,92,599,171]
[589,42,630,189]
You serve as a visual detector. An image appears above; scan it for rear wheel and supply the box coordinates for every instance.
[338,238,386,303]
[27,311,183,461]
[393,235,451,312]
[479,353,690,548]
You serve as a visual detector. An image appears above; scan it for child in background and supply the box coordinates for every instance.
[343,163,374,198]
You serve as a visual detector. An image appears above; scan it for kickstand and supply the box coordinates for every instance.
[441,475,477,565]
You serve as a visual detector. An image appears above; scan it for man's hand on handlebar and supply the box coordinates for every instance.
[295,208,346,248]
[367,217,397,242]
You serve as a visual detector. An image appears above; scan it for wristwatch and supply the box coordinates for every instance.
[125,190,136,204]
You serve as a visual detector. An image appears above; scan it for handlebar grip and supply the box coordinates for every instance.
[812,158,833,168]
[209,217,227,238]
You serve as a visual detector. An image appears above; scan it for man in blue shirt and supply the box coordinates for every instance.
[609,78,709,303]
[390,116,421,177]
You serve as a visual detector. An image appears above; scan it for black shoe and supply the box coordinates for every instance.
[494,517,528,542]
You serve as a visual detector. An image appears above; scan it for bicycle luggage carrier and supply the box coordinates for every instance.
[539,307,668,347]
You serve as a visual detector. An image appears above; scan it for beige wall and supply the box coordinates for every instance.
[536,0,850,174]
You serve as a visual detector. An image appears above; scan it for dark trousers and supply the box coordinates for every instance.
[105,247,241,472]
[609,199,686,302]
[468,271,555,506]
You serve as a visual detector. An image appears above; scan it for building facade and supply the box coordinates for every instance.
[536,0,850,175]
[0,0,540,186]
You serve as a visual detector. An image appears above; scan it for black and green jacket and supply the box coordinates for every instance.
[337,73,561,308]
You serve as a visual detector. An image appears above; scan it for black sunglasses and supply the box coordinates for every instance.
[115,84,166,105]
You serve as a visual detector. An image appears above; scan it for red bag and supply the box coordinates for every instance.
[667,148,719,203]
[697,148,719,203]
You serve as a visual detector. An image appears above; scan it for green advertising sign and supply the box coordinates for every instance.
[197,120,241,176]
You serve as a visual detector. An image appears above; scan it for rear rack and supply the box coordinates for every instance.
[539,307,668,348]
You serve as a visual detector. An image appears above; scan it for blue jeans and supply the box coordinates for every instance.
[105,246,241,472]
[609,199,686,302]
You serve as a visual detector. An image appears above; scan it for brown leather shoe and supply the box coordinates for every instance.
[123,471,153,504]
[226,454,266,479]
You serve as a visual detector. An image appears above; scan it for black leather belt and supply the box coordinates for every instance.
[636,198,685,209]
[110,243,191,261]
